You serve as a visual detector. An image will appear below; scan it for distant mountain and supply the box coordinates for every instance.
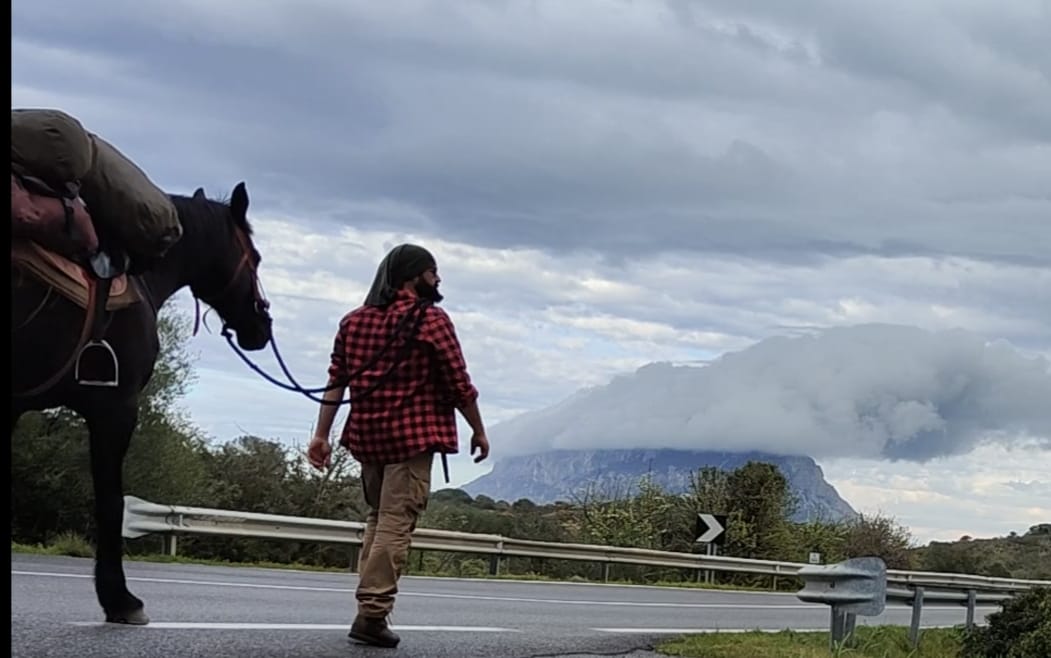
[462,448,858,523]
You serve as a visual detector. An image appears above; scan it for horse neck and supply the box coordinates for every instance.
[139,201,224,308]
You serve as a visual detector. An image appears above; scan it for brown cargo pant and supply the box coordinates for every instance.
[356,449,433,619]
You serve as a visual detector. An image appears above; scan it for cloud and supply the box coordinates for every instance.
[11,0,1051,268]
[170,217,1047,439]
[490,324,1051,461]
[12,0,1051,542]
[825,442,1051,543]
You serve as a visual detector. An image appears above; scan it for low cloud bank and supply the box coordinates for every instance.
[493,324,1051,461]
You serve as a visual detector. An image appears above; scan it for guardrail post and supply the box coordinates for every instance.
[830,609,856,645]
[796,557,887,651]
[349,546,360,573]
[909,586,925,649]
[489,555,501,576]
[602,563,611,583]
[163,534,178,557]
[965,588,976,629]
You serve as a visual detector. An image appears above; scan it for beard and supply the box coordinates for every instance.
[414,279,444,303]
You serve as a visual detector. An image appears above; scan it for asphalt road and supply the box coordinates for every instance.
[11,554,993,657]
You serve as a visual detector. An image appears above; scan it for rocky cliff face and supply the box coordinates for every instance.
[462,448,858,523]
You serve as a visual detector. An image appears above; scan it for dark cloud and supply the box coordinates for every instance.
[1004,480,1051,498]
[11,0,1051,268]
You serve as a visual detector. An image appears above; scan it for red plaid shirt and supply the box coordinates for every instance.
[328,289,478,465]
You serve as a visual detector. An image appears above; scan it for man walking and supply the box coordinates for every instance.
[308,244,489,648]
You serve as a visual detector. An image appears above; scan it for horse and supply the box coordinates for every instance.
[10,181,274,625]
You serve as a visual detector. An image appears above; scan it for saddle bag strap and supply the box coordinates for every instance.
[16,173,87,248]
[90,277,114,341]
[13,276,99,398]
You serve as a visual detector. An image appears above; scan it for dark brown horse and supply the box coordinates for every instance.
[10,182,273,625]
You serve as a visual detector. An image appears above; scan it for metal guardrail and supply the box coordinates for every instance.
[794,556,1018,650]
[797,557,887,649]
[121,495,1049,641]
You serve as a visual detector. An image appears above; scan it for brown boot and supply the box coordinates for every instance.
[348,615,401,648]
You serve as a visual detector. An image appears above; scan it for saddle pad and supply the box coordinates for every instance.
[11,239,140,311]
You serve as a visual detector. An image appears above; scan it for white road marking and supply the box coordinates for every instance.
[594,623,967,634]
[593,627,827,634]
[239,563,800,596]
[12,570,823,609]
[402,574,801,596]
[66,622,515,632]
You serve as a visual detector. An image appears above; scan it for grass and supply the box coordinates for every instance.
[13,532,94,558]
[13,540,348,572]
[657,626,964,658]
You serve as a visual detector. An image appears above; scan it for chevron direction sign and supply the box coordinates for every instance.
[694,513,727,546]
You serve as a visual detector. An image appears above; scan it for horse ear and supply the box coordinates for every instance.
[193,187,206,200]
[231,181,249,218]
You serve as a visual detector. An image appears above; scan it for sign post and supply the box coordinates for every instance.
[694,512,728,584]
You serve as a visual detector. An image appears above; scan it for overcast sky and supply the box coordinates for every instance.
[12,0,1050,545]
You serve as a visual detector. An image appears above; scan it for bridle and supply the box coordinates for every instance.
[191,224,270,338]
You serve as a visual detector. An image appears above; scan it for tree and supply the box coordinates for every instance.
[202,435,298,514]
[686,466,730,517]
[138,308,199,425]
[430,489,473,506]
[181,434,368,566]
[574,475,687,551]
[10,409,94,543]
[723,461,797,560]
[474,495,499,510]
[842,511,915,569]
[123,307,210,508]
[789,520,849,565]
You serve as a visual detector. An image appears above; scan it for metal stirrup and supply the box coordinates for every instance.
[74,339,120,387]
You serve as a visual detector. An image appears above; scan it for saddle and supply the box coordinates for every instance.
[12,239,142,390]
[11,238,140,311]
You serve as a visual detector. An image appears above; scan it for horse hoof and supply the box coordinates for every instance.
[105,609,150,625]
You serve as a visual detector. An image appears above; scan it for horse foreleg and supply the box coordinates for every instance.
[11,405,23,434]
[86,403,149,625]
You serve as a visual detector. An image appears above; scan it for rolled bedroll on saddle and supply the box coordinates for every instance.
[79,133,183,262]
[11,108,95,187]
[12,108,184,265]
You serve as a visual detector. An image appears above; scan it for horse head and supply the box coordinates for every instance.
[186,182,272,351]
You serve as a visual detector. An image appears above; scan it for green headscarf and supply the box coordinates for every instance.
[363,244,438,307]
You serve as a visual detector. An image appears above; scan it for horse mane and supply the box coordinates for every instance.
[167,191,254,237]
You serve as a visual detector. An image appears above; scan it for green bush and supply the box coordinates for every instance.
[50,531,94,558]
[960,586,1051,658]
